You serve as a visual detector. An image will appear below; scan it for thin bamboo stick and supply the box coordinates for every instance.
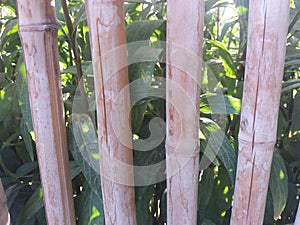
[85,1,137,224]
[230,1,290,225]
[295,201,300,225]
[0,179,10,225]
[17,1,76,224]
[166,1,204,225]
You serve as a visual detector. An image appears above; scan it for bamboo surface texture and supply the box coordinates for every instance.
[85,0,137,224]
[230,1,290,225]
[295,201,300,225]
[17,1,76,224]
[166,1,204,225]
[0,179,10,225]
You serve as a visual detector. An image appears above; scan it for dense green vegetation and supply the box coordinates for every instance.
[0,0,299,224]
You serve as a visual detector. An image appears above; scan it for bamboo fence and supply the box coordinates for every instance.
[1,1,296,225]
[16,1,76,224]
[166,0,204,224]
[85,0,137,224]
[230,1,290,225]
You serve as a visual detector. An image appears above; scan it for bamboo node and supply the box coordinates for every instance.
[19,23,59,32]
[238,138,276,148]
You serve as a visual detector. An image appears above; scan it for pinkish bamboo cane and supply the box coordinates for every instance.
[17,1,76,224]
[85,1,136,224]
[294,201,300,225]
[230,1,290,225]
[0,179,10,225]
[166,1,204,224]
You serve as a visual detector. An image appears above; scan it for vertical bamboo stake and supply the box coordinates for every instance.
[166,1,204,225]
[17,1,76,224]
[85,1,137,224]
[295,201,300,225]
[230,1,289,225]
[0,179,10,225]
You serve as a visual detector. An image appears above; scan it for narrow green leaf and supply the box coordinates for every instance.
[201,218,217,225]
[131,102,148,134]
[291,92,300,132]
[198,168,215,223]
[0,18,18,50]
[15,186,43,225]
[269,150,288,219]
[200,118,237,184]
[281,80,300,93]
[71,114,99,173]
[20,119,34,161]
[207,40,237,77]
[36,208,47,225]
[15,161,38,178]
[68,114,102,197]
[135,185,155,225]
[200,93,241,115]
[73,4,86,28]
[69,161,82,179]
[77,185,104,225]
[126,20,165,43]
[128,45,163,82]
[62,61,93,75]
[17,62,34,138]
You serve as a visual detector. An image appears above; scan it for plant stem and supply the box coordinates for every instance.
[61,0,89,114]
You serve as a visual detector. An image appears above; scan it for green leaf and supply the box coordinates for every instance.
[17,62,34,138]
[201,218,217,225]
[69,161,82,179]
[200,118,237,184]
[20,119,34,161]
[198,168,214,223]
[126,20,165,43]
[68,114,102,197]
[207,40,237,78]
[62,61,93,75]
[0,83,14,122]
[205,166,233,223]
[128,45,163,82]
[131,102,148,134]
[281,79,300,93]
[36,208,47,225]
[264,190,275,225]
[70,114,99,173]
[205,0,219,12]
[73,4,87,28]
[291,92,300,132]
[200,93,241,115]
[15,186,44,225]
[220,20,238,42]
[269,150,288,219]
[15,161,38,178]
[135,185,155,225]
[0,18,18,50]
[77,185,104,225]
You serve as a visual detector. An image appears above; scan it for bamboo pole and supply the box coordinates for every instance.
[230,1,290,225]
[295,201,300,225]
[0,179,11,225]
[166,1,204,225]
[85,1,137,224]
[17,1,76,224]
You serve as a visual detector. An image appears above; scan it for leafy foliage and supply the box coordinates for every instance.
[0,0,299,225]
